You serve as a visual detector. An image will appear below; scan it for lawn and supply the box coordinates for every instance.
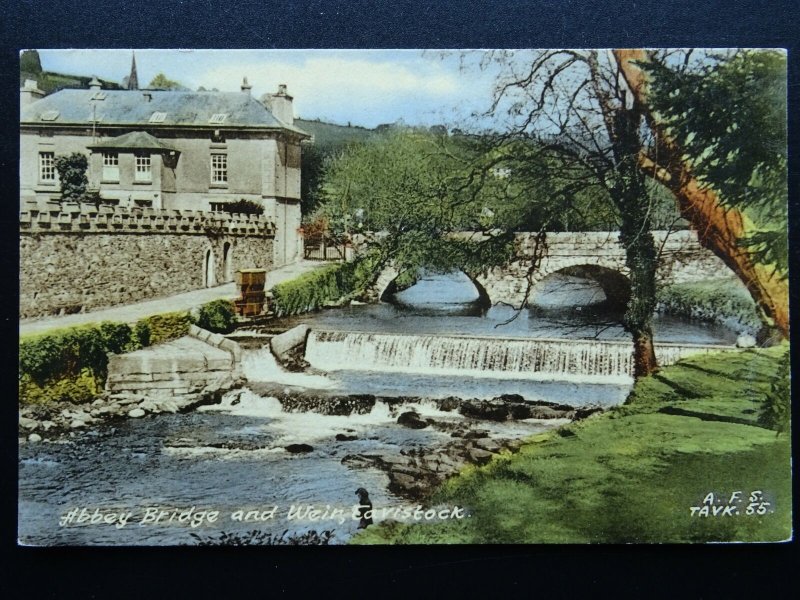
[351,345,791,544]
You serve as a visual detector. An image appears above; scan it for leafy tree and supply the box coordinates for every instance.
[147,73,186,90]
[615,49,788,339]
[473,50,668,376]
[53,153,89,203]
[20,49,42,74]
[320,130,515,287]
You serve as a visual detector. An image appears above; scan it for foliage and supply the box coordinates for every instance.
[646,50,788,277]
[53,153,89,203]
[271,255,380,316]
[135,312,192,346]
[657,279,761,333]
[220,199,264,216]
[296,118,377,216]
[353,346,790,544]
[196,299,237,334]
[190,529,334,546]
[20,50,42,74]
[19,370,100,405]
[759,348,790,434]
[19,312,192,405]
[147,73,186,90]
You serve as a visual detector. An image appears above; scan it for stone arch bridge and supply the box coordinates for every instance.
[370,230,732,308]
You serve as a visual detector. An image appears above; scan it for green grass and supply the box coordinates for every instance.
[352,345,791,544]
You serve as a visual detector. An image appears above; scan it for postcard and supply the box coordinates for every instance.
[18,48,791,545]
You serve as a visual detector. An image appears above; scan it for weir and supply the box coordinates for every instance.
[303,330,738,384]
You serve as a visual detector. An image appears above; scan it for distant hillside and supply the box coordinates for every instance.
[295,118,377,148]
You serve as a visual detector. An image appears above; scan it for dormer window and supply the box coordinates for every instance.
[208,113,228,125]
[40,110,60,122]
[149,111,167,123]
[91,91,107,101]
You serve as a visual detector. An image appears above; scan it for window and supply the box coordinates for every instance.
[211,153,227,184]
[208,113,228,125]
[135,153,152,182]
[149,111,167,123]
[91,91,107,101]
[39,152,55,182]
[40,110,60,122]
[102,152,119,182]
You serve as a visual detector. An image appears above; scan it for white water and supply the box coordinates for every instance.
[305,330,737,384]
[241,346,338,390]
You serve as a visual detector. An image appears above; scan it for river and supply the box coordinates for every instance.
[18,272,738,546]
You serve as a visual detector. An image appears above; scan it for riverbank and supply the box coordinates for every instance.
[350,344,791,544]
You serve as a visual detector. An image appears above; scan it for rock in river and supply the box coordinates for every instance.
[397,411,429,429]
[285,443,314,453]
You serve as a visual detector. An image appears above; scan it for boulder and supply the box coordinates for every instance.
[467,448,494,465]
[27,433,42,443]
[335,433,358,442]
[397,411,428,429]
[285,443,314,453]
[128,408,146,418]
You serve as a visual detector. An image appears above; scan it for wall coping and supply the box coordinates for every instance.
[187,324,243,364]
[19,200,275,236]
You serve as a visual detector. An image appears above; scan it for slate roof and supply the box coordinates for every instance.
[87,131,178,152]
[20,89,310,137]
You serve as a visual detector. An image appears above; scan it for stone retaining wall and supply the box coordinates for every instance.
[105,325,243,399]
[20,202,275,319]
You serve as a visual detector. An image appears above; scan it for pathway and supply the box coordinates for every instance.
[19,260,329,336]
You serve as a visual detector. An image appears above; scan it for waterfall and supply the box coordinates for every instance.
[241,346,338,389]
[305,330,736,384]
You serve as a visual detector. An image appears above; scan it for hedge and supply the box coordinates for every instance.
[19,300,236,405]
[271,256,379,316]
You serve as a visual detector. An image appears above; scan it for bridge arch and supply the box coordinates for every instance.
[530,264,631,311]
[372,266,492,309]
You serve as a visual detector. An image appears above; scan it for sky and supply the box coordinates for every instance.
[37,49,511,129]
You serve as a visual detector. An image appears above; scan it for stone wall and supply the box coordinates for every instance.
[20,202,275,319]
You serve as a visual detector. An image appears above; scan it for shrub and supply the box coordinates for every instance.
[221,199,264,216]
[271,254,381,316]
[759,347,790,434]
[137,312,192,345]
[196,299,237,333]
[19,313,192,406]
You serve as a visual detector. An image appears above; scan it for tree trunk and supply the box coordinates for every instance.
[632,328,658,379]
[613,49,789,339]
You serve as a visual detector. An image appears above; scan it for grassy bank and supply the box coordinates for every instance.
[657,278,762,334]
[352,345,791,544]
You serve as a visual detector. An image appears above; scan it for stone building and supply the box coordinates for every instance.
[20,76,309,267]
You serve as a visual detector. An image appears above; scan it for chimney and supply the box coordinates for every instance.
[20,78,44,108]
[89,76,102,90]
[260,84,294,125]
[241,76,252,94]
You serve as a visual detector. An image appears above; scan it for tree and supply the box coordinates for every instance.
[473,50,667,376]
[20,49,42,74]
[53,153,89,203]
[320,130,516,288]
[613,49,789,339]
[147,73,186,90]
